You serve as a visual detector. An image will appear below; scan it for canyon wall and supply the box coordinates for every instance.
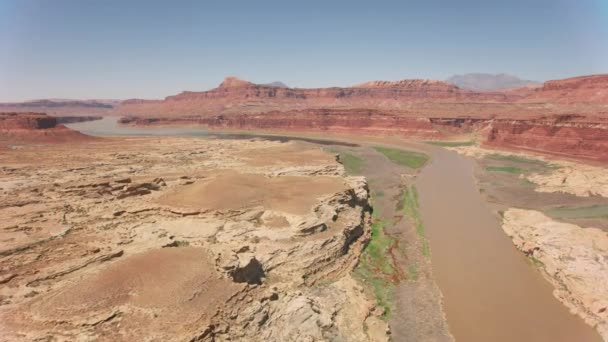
[119,109,442,137]
[120,110,608,163]
[117,73,608,163]
[483,117,608,162]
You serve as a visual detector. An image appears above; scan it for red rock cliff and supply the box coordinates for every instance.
[483,116,608,162]
[0,112,92,144]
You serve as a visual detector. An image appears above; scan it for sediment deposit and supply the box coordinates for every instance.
[0,137,387,341]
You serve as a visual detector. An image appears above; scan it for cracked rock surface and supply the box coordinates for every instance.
[0,137,388,341]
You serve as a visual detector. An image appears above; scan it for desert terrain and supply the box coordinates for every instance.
[1,73,607,341]
[0,127,392,341]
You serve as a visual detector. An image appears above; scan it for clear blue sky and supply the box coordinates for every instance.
[1,0,607,101]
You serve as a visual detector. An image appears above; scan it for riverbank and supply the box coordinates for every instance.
[63,118,606,340]
[448,145,608,340]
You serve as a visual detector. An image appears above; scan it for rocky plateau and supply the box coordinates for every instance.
[0,134,388,341]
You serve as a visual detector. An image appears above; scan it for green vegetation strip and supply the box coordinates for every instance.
[545,205,608,220]
[399,185,431,259]
[486,153,544,165]
[425,140,475,147]
[354,216,396,319]
[485,165,524,174]
[373,146,429,169]
[484,153,559,176]
[340,152,365,175]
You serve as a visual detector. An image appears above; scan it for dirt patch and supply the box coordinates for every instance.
[7,247,239,340]
[158,171,346,215]
[238,142,336,167]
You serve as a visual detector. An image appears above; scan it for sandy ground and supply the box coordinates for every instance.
[0,137,387,341]
[158,172,346,215]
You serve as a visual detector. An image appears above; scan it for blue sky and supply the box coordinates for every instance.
[0,0,607,101]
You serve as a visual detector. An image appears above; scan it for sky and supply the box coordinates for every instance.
[0,0,607,101]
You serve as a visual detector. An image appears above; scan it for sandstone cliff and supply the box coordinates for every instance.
[483,116,608,162]
[525,74,608,104]
[117,76,517,118]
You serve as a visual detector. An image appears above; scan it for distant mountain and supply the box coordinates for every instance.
[263,81,289,88]
[446,73,541,91]
[0,99,119,116]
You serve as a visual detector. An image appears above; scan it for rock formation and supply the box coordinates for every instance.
[483,116,608,162]
[0,112,92,144]
[527,74,608,103]
[0,137,388,341]
[115,74,608,163]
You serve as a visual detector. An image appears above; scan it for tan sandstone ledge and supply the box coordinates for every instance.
[0,138,389,341]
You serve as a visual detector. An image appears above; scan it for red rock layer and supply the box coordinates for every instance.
[483,117,608,162]
[120,110,608,163]
[524,74,608,104]
[0,112,93,144]
[117,76,520,118]
[119,109,442,137]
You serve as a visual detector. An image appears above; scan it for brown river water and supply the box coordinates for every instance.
[417,147,601,342]
[67,119,602,341]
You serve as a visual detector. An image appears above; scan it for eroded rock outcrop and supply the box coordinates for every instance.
[0,137,387,341]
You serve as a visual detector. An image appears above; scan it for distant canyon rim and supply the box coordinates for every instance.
[3,73,607,162]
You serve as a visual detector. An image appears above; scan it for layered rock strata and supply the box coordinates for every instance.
[0,138,387,341]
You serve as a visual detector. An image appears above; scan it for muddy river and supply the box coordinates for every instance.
[417,147,600,342]
[67,118,602,341]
